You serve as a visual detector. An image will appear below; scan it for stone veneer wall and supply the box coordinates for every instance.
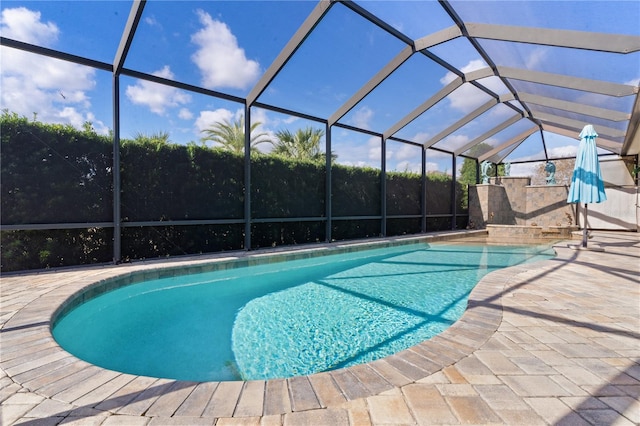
[493,177,530,224]
[485,224,578,243]
[468,177,576,228]
[525,185,575,227]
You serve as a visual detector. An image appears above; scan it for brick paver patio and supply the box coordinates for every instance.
[1,230,638,425]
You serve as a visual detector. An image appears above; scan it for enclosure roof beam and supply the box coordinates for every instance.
[498,66,638,97]
[518,93,630,122]
[383,77,463,139]
[329,46,413,126]
[543,124,622,154]
[1,37,112,71]
[454,114,524,156]
[491,140,526,165]
[329,25,465,127]
[338,0,413,44]
[122,68,245,104]
[113,0,146,74]
[466,23,640,54]
[479,127,538,163]
[247,0,333,106]
[439,1,535,130]
[414,25,463,50]
[422,98,498,148]
[464,67,496,82]
[535,112,626,139]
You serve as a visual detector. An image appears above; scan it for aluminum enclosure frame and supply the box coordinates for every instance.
[1,0,639,265]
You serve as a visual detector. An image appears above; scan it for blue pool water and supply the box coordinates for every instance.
[53,242,554,381]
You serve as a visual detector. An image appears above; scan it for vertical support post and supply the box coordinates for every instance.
[381,137,387,237]
[421,146,427,233]
[475,159,480,184]
[325,122,332,242]
[112,0,145,263]
[112,74,122,263]
[244,104,252,250]
[451,153,457,230]
[582,203,588,248]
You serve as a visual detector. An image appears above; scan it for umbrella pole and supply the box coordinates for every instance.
[582,203,588,248]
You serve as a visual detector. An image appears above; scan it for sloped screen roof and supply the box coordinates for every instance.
[1,0,639,166]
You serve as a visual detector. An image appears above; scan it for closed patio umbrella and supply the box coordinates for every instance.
[567,124,607,248]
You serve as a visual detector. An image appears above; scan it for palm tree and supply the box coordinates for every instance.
[131,131,171,150]
[200,117,270,154]
[271,127,328,161]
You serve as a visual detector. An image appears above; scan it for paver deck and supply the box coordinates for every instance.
[1,230,638,425]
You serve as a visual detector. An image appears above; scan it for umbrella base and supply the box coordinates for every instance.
[568,244,605,252]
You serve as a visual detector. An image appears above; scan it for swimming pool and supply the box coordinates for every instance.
[52,241,554,382]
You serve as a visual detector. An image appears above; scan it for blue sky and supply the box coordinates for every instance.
[1,1,638,176]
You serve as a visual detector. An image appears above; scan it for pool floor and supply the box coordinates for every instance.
[52,242,554,382]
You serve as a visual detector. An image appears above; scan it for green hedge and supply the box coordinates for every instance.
[1,113,112,224]
[1,113,466,271]
[386,172,422,216]
[121,142,244,221]
[121,224,244,262]
[251,156,325,218]
[332,164,381,216]
[1,228,113,271]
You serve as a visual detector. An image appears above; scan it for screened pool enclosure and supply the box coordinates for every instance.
[1,0,639,271]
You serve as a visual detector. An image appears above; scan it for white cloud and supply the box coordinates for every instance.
[368,136,381,161]
[425,162,440,173]
[548,145,578,158]
[440,71,458,86]
[332,134,380,169]
[510,162,538,178]
[125,66,191,115]
[526,47,548,69]
[507,144,577,177]
[440,60,495,113]
[446,83,487,113]
[339,160,373,168]
[85,112,109,134]
[411,131,430,144]
[351,106,374,130]
[0,8,103,132]
[2,48,95,93]
[249,108,275,150]
[195,108,236,134]
[58,107,86,129]
[1,7,58,46]
[251,108,270,128]
[1,74,48,116]
[191,10,260,90]
[425,148,448,159]
[440,59,485,84]
[441,133,470,152]
[478,75,510,97]
[392,143,420,162]
[178,108,193,120]
[283,115,299,125]
[387,143,422,173]
[144,15,161,29]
